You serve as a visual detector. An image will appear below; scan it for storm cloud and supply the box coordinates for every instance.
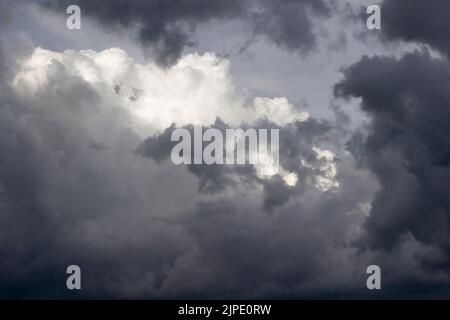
[0,33,376,298]
[382,0,450,56]
[43,0,331,66]
[1,0,450,299]
[329,0,450,276]
[335,50,450,270]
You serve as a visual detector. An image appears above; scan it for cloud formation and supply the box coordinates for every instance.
[43,0,330,66]
[2,0,450,299]
[382,0,450,56]
[335,51,450,270]
[330,1,450,277]
[0,40,376,298]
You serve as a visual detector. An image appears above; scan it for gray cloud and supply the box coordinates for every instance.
[0,37,194,297]
[324,0,450,290]
[335,50,450,272]
[0,33,378,298]
[136,117,332,210]
[2,0,450,299]
[42,0,330,66]
[249,0,330,54]
[0,38,442,296]
[381,0,450,56]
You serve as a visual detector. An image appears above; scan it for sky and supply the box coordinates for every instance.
[1,0,450,298]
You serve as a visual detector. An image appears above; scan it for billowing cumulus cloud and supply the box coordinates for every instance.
[14,47,309,134]
[2,0,450,299]
[13,46,318,194]
[0,37,376,298]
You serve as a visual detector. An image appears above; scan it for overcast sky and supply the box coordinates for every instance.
[1,0,450,298]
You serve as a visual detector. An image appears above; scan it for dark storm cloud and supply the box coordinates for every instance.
[0,40,65,297]
[0,38,193,297]
[42,0,330,66]
[43,0,244,66]
[335,50,450,270]
[4,0,450,299]
[0,23,370,298]
[381,0,450,56]
[0,36,442,297]
[249,0,330,54]
[0,40,376,297]
[155,149,384,298]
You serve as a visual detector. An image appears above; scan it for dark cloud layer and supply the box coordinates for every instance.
[43,0,330,66]
[382,0,450,56]
[335,50,450,271]
[249,0,330,54]
[335,0,450,274]
[0,41,187,297]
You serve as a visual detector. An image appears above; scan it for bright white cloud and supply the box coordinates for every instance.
[253,97,309,126]
[13,48,309,133]
[12,47,307,185]
[301,147,339,191]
